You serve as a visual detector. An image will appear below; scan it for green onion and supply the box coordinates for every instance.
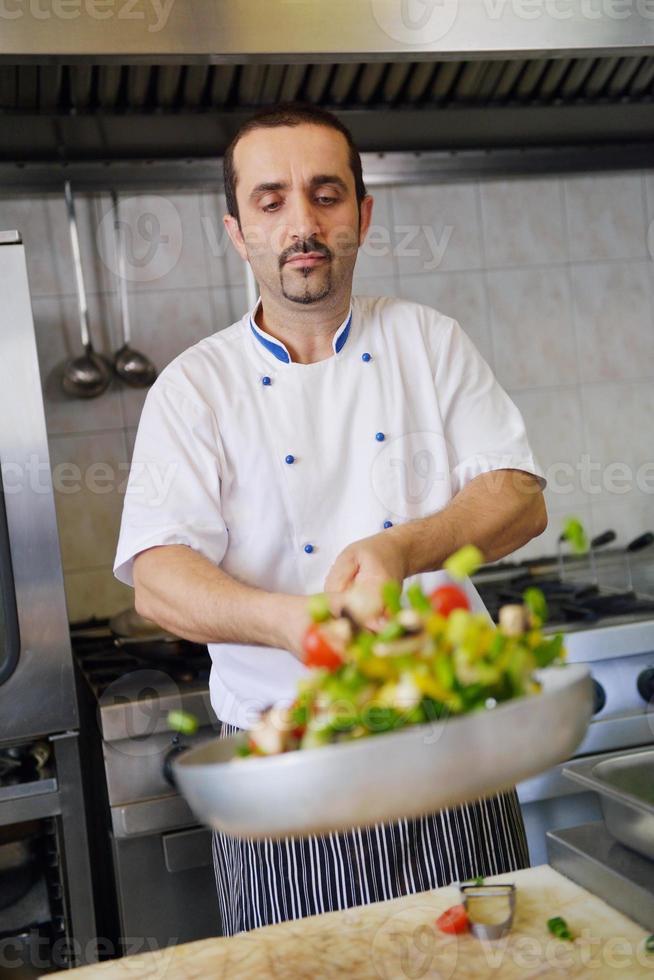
[377,621,404,642]
[308,593,331,623]
[645,935,654,955]
[167,709,199,736]
[443,545,484,581]
[533,632,565,668]
[382,580,403,614]
[561,517,589,555]
[406,583,432,614]
[547,916,574,941]
[523,586,549,625]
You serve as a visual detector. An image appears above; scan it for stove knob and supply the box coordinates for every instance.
[637,667,654,705]
[592,679,606,715]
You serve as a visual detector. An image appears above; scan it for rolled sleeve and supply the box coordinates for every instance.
[433,319,546,496]
[114,382,228,587]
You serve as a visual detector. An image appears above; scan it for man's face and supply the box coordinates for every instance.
[224,124,372,307]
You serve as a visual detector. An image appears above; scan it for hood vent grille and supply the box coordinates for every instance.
[1,57,653,114]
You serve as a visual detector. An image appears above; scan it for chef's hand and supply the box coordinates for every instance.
[324,532,409,595]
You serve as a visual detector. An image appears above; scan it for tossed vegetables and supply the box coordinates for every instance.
[241,545,566,758]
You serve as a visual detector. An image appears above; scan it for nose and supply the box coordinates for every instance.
[286,193,321,244]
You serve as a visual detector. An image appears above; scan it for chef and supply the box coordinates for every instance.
[114,103,547,937]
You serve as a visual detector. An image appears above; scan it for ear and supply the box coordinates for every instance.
[358,195,374,246]
[223,213,249,263]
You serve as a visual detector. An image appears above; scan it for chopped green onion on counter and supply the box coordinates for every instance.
[547,915,574,941]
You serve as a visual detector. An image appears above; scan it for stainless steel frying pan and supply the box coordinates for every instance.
[174,663,593,840]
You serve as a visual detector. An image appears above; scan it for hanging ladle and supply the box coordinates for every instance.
[110,190,157,389]
[61,180,112,399]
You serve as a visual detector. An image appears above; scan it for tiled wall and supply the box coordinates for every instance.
[1,169,653,620]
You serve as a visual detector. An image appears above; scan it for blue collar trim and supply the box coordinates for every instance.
[249,320,290,363]
[249,306,353,363]
[334,312,352,353]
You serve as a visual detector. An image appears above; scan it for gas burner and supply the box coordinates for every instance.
[476,572,654,630]
[70,619,211,699]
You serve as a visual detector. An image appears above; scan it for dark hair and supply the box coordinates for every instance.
[223,102,367,224]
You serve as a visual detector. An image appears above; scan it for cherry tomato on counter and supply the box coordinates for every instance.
[436,904,469,935]
[429,584,470,617]
[303,624,343,671]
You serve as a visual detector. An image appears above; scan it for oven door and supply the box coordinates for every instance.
[0,231,77,742]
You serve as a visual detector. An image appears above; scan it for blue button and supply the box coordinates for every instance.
[362,352,372,362]
[375,432,385,442]
[304,544,314,554]
[383,520,393,529]
[262,376,272,386]
[285,454,295,465]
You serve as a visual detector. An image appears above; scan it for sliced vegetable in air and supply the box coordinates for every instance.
[308,593,332,623]
[561,516,589,555]
[430,584,470,617]
[302,623,343,671]
[443,544,484,581]
[167,709,199,736]
[522,586,549,626]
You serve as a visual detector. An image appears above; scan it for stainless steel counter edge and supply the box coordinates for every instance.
[518,724,654,804]
[547,823,654,932]
[563,619,654,663]
[563,745,654,808]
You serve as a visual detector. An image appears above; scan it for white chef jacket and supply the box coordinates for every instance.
[114,294,545,729]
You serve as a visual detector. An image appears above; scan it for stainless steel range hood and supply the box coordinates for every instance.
[2,0,654,61]
[0,1,653,172]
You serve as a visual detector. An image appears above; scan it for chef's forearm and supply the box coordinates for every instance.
[389,469,547,577]
[133,544,304,650]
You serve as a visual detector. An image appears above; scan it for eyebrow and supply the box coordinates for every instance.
[248,174,349,202]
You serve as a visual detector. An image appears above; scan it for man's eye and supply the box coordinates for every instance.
[316,196,337,205]
[262,201,282,212]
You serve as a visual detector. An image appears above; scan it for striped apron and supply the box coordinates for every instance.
[211,722,530,936]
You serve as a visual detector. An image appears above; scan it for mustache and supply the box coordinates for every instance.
[279,238,333,268]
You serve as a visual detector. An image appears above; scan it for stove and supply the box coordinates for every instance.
[475,548,654,866]
[74,623,212,695]
[72,621,222,953]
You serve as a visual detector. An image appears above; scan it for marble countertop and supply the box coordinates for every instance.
[50,865,653,978]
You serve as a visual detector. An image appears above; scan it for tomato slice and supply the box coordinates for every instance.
[303,624,343,671]
[429,584,470,617]
[436,904,469,935]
